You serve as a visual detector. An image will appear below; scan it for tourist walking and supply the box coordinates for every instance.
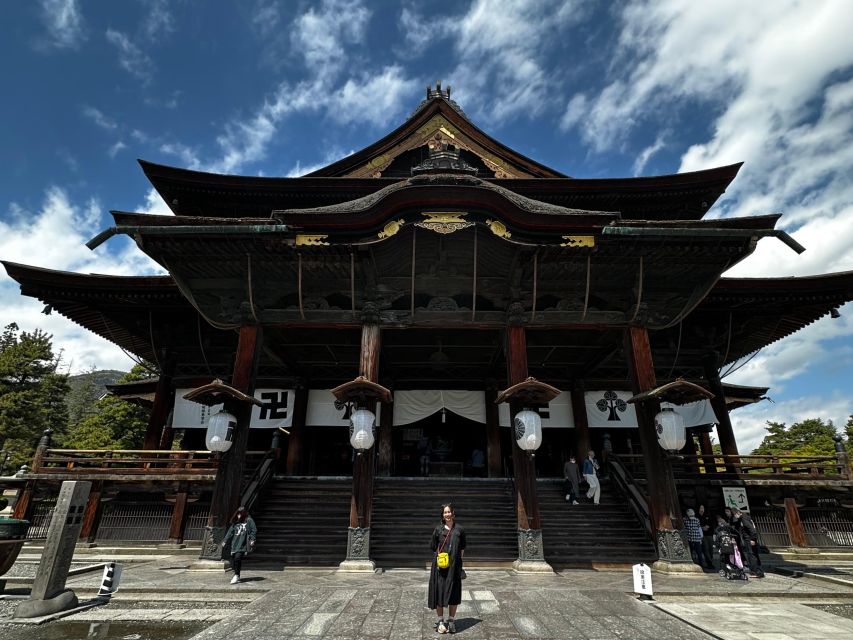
[683,508,704,568]
[698,504,715,568]
[583,450,601,505]
[221,506,257,584]
[563,454,582,504]
[429,504,466,634]
[713,514,747,580]
[732,508,764,578]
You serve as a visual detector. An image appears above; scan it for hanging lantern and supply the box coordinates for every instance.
[206,409,236,452]
[655,407,686,452]
[514,409,542,452]
[349,408,376,451]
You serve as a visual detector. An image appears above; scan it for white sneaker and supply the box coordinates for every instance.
[230,575,240,584]
[438,620,448,634]
[572,501,579,505]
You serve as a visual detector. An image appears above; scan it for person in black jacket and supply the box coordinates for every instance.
[428,504,466,634]
[698,504,715,569]
[732,508,764,578]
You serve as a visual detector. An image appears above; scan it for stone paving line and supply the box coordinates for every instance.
[6,554,853,639]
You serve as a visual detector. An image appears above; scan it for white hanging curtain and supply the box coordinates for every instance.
[585,390,718,428]
[393,390,486,426]
[173,388,295,429]
[498,391,574,428]
[661,399,717,428]
[306,389,382,427]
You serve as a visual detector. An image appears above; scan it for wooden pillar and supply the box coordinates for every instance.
[570,388,591,459]
[485,388,502,477]
[696,425,717,473]
[78,481,103,543]
[158,409,176,451]
[377,398,393,477]
[343,323,380,568]
[13,428,52,520]
[285,386,309,476]
[167,487,189,546]
[682,430,700,474]
[703,353,740,460]
[784,497,808,547]
[624,327,683,534]
[201,325,262,560]
[144,361,175,451]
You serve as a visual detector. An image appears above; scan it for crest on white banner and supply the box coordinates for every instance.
[173,388,295,429]
[498,391,574,428]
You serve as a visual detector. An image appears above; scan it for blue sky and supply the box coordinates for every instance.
[0,0,851,452]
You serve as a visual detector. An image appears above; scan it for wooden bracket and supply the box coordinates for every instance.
[495,376,560,406]
[331,375,392,405]
[182,379,262,407]
[627,379,714,405]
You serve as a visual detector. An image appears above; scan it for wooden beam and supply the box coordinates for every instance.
[485,387,502,477]
[624,326,682,533]
[78,480,103,543]
[285,386,309,476]
[784,497,808,547]
[703,353,740,460]
[143,361,175,450]
[168,488,189,545]
[505,326,541,530]
[359,324,381,382]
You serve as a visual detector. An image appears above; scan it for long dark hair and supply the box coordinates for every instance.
[231,506,249,524]
[439,503,455,524]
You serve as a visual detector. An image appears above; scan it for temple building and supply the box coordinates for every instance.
[4,85,853,569]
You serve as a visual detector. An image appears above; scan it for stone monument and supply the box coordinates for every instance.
[14,480,91,619]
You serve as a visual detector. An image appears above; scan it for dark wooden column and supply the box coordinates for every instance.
[342,323,380,569]
[504,326,550,569]
[143,360,176,451]
[784,498,808,547]
[285,386,309,476]
[624,327,691,565]
[696,424,717,473]
[167,486,190,546]
[200,325,262,561]
[702,353,740,458]
[485,387,502,477]
[78,480,103,544]
[570,388,591,459]
[377,398,393,477]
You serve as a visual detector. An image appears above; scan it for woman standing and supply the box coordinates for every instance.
[429,504,466,634]
[221,506,257,584]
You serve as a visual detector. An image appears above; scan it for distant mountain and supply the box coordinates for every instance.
[66,369,127,423]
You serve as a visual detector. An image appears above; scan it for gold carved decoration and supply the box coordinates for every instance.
[415,212,474,234]
[560,235,595,248]
[295,234,330,246]
[485,219,511,239]
[378,219,405,239]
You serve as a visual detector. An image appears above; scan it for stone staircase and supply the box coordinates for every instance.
[247,477,351,567]
[538,478,657,567]
[370,478,518,568]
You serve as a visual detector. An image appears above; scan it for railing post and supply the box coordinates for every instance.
[166,485,189,548]
[79,480,104,545]
[12,428,52,521]
[32,428,53,473]
[784,497,808,547]
[834,435,852,479]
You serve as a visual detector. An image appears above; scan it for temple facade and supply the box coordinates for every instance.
[4,85,853,569]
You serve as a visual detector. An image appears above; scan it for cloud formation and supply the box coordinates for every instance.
[106,29,154,84]
[38,0,85,50]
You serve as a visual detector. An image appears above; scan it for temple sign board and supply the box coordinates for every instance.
[722,487,750,513]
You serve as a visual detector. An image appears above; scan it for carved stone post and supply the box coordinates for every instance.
[505,326,551,572]
[199,325,262,562]
[624,327,696,572]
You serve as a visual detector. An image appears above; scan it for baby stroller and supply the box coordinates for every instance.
[715,528,748,581]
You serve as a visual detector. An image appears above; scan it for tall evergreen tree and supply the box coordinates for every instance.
[752,417,839,456]
[0,323,69,471]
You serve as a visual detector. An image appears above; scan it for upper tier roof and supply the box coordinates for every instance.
[139,83,742,221]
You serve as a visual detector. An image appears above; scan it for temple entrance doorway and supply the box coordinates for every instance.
[393,410,487,477]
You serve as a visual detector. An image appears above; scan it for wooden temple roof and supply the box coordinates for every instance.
[4,260,850,390]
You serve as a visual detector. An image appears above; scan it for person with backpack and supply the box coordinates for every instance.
[713,514,747,580]
[221,506,257,584]
[732,508,764,578]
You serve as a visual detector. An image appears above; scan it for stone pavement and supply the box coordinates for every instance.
[3,555,853,639]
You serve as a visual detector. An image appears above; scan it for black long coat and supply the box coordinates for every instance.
[428,524,466,608]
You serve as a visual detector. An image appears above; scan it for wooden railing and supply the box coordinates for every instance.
[28,448,268,479]
[240,449,277,512]
[616,453,851,482]
[608,454,652,537]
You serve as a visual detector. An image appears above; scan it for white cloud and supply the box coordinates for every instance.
[82,106,117,130]
[38,0,85,50]
[105,29,154,84]
[107,140,127,158]
[401,0,588,125]
[632,132,667,176]
[159,142,202,170]
[290,0,371,77]
[143,0,175,41]
[0,188,164,373]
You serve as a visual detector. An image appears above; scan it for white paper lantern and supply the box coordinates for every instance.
[655,407,686,452]
[206,409,236,452]
[349,408,376,451]
[514,409,542,452]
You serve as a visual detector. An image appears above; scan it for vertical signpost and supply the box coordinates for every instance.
[15,481,91,619]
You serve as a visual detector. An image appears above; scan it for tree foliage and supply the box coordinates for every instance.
[0,323,69,471]
[752,417,841,456]
[62,364,152,450]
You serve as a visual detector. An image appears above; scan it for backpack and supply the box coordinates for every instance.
[718,531,736,556]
